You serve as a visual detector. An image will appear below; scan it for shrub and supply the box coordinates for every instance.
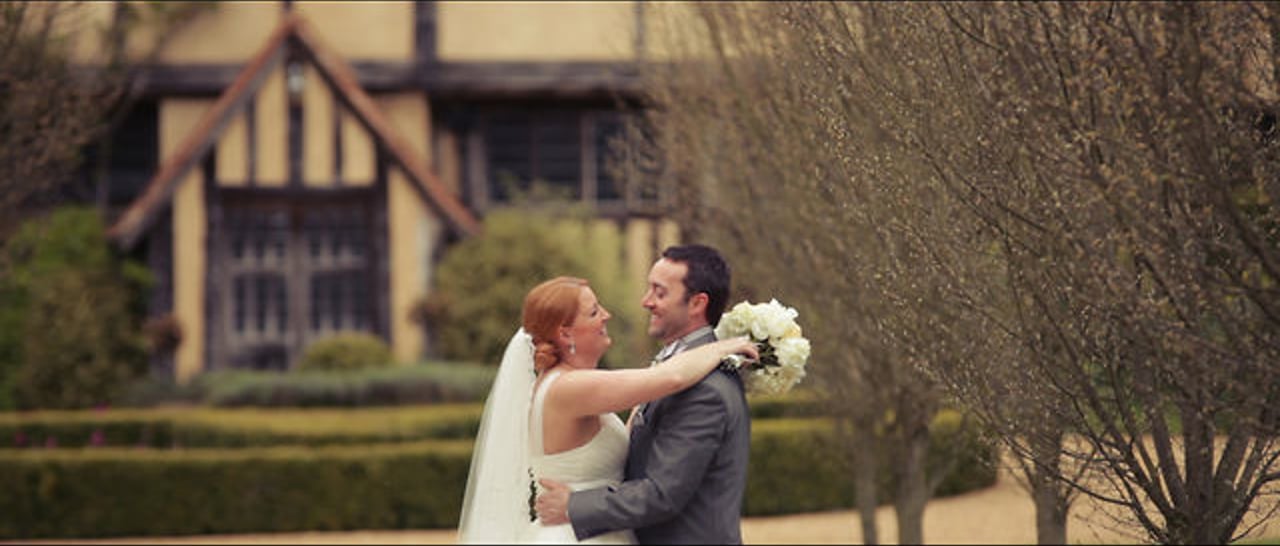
[295,332,394,372]
[426,206,642,369]
[744,414,998,516]
[747,390,826,419]
[0,207,152,410]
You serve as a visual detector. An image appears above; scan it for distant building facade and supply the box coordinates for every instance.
[68,2,679,382]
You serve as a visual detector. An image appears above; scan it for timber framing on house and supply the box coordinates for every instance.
[75,1,681,380]
[107,12,481,251]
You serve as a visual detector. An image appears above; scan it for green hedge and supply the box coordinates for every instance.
[0,440,472,539]
[0,405,483,449]
[743,412,998,516]
[115,363,498,408]
[0,415,997,539]
[745,390,826,419]
[6,393,822,449]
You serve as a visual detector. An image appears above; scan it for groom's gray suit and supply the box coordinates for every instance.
[568,326,751,544]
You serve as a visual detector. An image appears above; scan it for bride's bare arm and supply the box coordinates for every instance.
[545,337,757,417]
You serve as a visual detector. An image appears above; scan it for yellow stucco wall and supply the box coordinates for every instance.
[625,217,655,296]
[216,109,250,187]
[388,171,443,363]
[212,61,379,188]
[138,2,413,64]
[379,92,439,363]
[295,1,415,62]
[148,3,281,64]
[256,66,289,187]
[657,219,682,254]
[437,1,637,61]
[343,109,377,186]
[65,1,689,66]
[302,64,335,187]
[163,99,213,384]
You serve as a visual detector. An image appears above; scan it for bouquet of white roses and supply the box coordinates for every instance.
[714,298,810,395]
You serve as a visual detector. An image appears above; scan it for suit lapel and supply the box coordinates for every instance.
[635,327,717,429]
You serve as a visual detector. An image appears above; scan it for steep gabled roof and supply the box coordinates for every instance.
[107,12,480,249]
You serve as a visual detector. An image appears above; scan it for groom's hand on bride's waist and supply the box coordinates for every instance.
[535,478,572,525]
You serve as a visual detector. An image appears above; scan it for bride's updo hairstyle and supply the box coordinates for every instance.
[522,276,589,374]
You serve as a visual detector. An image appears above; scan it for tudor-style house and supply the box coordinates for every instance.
[64,2,680,383]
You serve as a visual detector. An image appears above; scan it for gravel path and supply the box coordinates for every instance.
[8,463,1278,545]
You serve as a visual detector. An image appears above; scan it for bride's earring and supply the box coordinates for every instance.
[569,340,576,355]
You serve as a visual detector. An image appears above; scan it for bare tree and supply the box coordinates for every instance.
[0,1,207,237]
[0,2,112,235]
[838,3,1280,543]
[641,1,1280,544]
[640,4,982,543]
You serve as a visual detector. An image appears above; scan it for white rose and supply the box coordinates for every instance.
[749,301,798,340]
[714,312,743,339]
[773,337,811,369]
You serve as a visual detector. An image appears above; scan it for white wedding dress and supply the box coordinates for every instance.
[521,369,637,544]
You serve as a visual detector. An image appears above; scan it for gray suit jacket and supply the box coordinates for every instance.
[568,329,751,544]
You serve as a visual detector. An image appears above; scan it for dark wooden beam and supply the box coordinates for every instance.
[415,1,437,67]
[107,17,296,249]
[422,61,642,99]
[246,98,258,186]
[131,60,644,99]
[291,15,481,236]
[332,95,344,187]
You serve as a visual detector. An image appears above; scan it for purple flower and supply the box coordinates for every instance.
[90,429,105,447]
[44,436,58,449]
[13,431,27,448]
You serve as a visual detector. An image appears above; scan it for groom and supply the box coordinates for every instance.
[535,244,751,544]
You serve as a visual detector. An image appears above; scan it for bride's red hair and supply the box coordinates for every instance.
[522,277,588,374]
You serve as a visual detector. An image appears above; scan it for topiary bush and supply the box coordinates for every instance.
[0,207,152,410]
[295,332,394,372]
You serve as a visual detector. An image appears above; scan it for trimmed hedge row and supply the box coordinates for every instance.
[0,405,483,449]
[0,440,472,539]
[115,364,499,408]
[1,394,825,449]
[0,414,997,539]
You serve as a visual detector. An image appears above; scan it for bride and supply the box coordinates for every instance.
[457,276,756,544]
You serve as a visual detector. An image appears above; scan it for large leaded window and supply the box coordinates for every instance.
[212,195,383,371]
[455,105,662,216]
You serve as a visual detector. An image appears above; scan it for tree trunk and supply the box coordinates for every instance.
[1030,429,1069,544]
[1031,473,1068,544]
[894,420,930,545]
[853,422,879,545]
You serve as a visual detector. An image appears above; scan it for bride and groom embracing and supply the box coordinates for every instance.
[457,244,759,544]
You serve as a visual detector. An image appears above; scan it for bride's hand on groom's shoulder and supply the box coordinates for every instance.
[535,478,572,525]
[720,336,759,363]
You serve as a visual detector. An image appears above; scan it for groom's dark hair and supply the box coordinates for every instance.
[662,244,731,327]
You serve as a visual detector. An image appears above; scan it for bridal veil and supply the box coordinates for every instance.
[457,328,536,543]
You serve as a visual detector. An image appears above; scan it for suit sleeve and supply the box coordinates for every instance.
[567,380,727,540]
